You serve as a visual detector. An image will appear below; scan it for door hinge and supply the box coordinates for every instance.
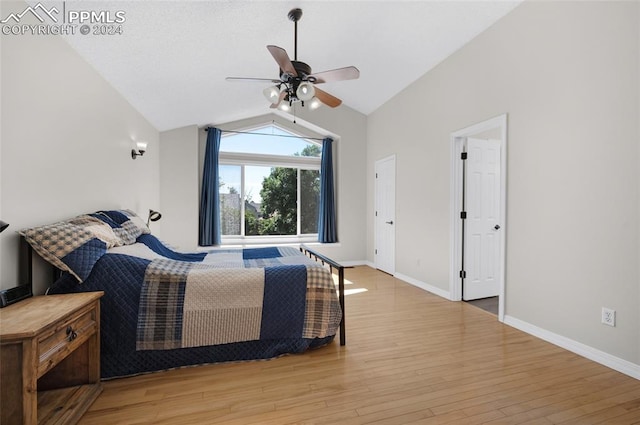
[460,211,467,219]
[459,270,466,279]
[375,211,378,217]
[461,152,468,160]
[376,173,378,178]
[375,249,378,255]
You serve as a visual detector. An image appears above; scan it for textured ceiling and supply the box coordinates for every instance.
[58,1,521,131]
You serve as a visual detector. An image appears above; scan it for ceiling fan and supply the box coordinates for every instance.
[226,8,359,111]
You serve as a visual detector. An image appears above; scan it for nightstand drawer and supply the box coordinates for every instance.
[38,304,97,377]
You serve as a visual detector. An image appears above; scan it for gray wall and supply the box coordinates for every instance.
[367,1,639,364]
[0,1,160,294]
[159,125,200,250]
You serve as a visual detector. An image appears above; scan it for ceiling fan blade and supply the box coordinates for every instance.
[314,87,342,108]
[267,45,298,77]
[310,66,360,84]
[226,77,281,83]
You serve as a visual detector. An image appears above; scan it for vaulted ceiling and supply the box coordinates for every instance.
[60,1,521,131]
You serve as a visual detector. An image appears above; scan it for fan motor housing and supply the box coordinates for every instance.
[281,60,313,81]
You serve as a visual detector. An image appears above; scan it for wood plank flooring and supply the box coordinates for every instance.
[79,266,640,424]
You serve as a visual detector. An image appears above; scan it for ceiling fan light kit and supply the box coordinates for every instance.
[296,81,315,101]
[227,8,359,111]
[308,98,322,110]
[263,85,281,103]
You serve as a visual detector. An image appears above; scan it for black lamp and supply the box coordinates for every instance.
[0,220,8,233]
[147,210,162,226]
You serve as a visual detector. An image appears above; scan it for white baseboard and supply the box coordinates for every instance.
[504,315,640,380]
[394,272,451,300]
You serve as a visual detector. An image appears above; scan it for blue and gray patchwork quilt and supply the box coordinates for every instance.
[132,237,341,351]
[42,220,341,378]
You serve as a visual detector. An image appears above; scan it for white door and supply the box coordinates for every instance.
[463,138,501,300]
[375,156,395,275]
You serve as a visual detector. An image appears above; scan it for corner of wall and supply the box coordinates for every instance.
[159,125,200,250]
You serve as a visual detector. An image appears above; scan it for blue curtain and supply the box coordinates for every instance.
[199,127,222,246]
[318,137,337,243]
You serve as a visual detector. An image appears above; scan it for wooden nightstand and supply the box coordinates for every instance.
[0,292,104,425]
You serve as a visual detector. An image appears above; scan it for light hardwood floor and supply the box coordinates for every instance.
[79,266,640,424]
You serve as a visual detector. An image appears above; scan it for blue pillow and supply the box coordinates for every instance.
[92,209,150,245]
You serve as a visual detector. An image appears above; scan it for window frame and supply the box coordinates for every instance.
[218,129,322,245]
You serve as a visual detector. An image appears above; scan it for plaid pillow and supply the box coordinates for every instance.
[91,209,150,245]
[20,214,120,282]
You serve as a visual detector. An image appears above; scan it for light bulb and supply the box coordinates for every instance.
[296,82,315,101]
[279,103,291,112]
[308,97,322,110]
[263,85,280,103]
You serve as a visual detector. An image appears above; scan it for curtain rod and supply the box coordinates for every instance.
[205,127,326,142]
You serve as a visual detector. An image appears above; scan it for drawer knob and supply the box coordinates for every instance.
[66,326,78,342]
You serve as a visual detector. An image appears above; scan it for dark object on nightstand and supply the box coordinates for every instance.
[0,236,34,308]
[0,285,32,308]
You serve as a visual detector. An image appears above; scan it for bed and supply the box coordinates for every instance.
[19,210,345,379]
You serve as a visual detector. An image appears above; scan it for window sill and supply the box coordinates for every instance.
[225,235,318,246]
[199,237,341,250]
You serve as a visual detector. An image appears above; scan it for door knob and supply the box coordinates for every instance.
[386,221,394,225]
[494,224,500,230]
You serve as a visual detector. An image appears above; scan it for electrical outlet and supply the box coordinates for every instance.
[601,307,616,327]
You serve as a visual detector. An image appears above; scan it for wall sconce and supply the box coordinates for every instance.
[147,209,162,226]
[131,141,148,159]
[0,220,8,233]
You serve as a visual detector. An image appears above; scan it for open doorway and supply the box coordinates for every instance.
[449,115,507,321]
[374,155,396,275]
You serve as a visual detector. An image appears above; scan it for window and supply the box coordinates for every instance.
[218,124,321,241]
